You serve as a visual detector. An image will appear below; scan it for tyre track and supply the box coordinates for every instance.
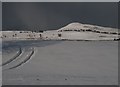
[3,47,34,70]
[1,47,22,66]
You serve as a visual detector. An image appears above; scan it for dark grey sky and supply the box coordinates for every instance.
[2,2,118,31]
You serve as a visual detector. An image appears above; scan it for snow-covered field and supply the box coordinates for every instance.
[1,22,119,41]
[1,22,119,85]
[2,40,118,85]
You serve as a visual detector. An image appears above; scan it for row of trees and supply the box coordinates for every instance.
[59,29,119,35]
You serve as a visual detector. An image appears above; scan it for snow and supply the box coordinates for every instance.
[1,31,42,40]
[2,41,118,85]
[2,22,119,85]
[58,22,118,32]
[1,22,119,41]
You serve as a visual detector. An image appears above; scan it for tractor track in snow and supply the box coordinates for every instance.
[1,47,22,66]
[8,49,34,70]
[3,47,35,71]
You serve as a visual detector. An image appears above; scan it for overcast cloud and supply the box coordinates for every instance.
[2,2,118,31]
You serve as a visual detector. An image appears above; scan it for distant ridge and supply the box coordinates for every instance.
[58,22,118,33]
[1,22,119,41]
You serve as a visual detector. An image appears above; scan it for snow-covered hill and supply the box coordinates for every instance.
[58,22,118,33]
[1,22,120,41]
[43,22,119,40]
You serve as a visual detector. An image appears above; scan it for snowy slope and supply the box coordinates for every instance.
[43,22,119,40]
[58,22,118,32]
[1,22,119,41]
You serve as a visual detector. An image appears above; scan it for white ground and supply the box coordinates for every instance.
[1,31,42,40]
[1,22,119,85]
[1,22,119,41]
[2,41,118,85]
[44,31,118,40]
